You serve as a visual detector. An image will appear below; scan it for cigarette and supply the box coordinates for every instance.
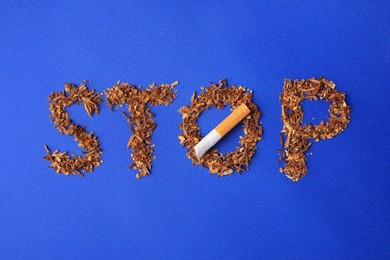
[194,103,251,158]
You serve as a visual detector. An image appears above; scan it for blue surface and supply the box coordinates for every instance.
[0,1,389,259]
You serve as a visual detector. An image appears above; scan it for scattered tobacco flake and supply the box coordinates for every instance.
[279,77,351,181]
[178,79,263,176]
[105,81,178,179]
[43,82,103,176]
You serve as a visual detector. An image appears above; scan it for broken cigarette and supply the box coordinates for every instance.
[194,103,251,158]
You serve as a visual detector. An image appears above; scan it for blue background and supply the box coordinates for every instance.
[0,1,389,259]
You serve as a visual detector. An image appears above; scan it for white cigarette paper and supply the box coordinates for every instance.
[194,129,222,158]
[194,103,251,158]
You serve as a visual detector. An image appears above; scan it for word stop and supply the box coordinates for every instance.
[44,78,351,181]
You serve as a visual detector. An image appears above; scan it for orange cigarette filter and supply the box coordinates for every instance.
[194,103,251,158]
[215,103,251,137]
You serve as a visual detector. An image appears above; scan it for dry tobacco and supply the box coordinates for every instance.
[279,77,351,181]
[178,79,263,176]
[43,82,103,176]
[105,81,178,178]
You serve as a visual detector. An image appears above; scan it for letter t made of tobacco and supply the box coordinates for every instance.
[105,81,178,178]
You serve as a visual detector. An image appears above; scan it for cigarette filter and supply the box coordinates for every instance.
[194,103,251,158]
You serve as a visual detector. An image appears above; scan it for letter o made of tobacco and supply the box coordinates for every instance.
[178,80,263,176]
